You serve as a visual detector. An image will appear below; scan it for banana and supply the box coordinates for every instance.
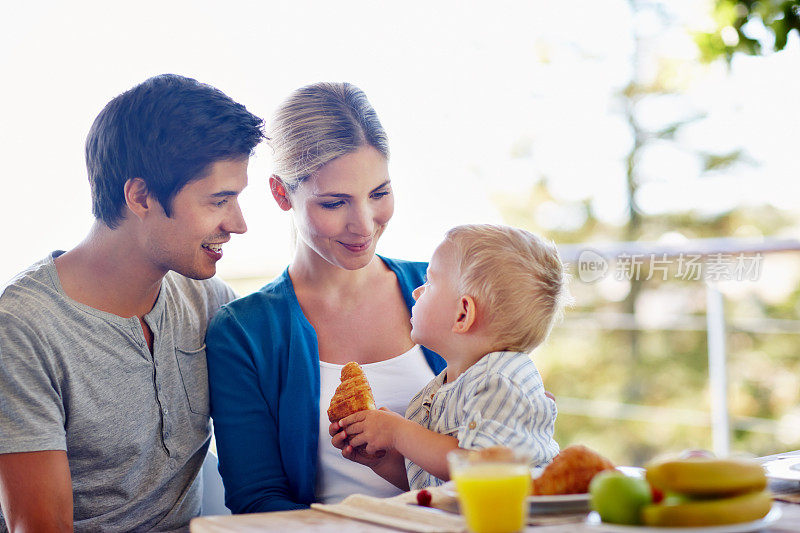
[641,489,772,527]
[646,457,767,496]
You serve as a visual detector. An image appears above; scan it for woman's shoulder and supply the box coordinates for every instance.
[379,256,428,271]
[211,269,295,328]
[379,256,428,287]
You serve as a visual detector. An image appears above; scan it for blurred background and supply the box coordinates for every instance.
[2,0,799,465]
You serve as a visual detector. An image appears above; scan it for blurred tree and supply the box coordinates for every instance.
[696,0,800,62]
[494,0,800,465]
[617,0,746,460]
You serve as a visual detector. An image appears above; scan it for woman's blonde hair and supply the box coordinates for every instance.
[444,224,571,353]
[267,82,389,189]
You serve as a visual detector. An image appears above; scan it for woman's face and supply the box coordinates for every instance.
[288,145,394,270]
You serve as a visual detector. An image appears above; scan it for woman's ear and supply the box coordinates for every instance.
[269,175,292,211]
[124,177,152,221]
[452,295,477,334]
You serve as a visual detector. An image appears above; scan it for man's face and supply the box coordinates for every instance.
[145,158,249,280]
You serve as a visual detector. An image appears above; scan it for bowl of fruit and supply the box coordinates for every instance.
[587,453,781,531]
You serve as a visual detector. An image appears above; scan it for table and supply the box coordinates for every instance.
[191,453,800,533]
[190,499,800,532]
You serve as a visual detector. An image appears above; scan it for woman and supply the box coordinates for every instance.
[205,82,446,513]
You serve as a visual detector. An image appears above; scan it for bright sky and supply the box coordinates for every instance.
[2,0,798,282]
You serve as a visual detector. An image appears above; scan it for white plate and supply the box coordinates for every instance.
[584,506,781,533]
[527,467,644,512]
[529,492,590,504]
[529,492,591,514]
[617,466,646,478]
[763,456,800,482]
[440,482,589,503]
[441,466,646,514]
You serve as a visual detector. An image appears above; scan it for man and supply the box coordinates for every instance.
[0,74,264,532]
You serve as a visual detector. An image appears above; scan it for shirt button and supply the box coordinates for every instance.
[468,421,477,430]
[163,408,169,415]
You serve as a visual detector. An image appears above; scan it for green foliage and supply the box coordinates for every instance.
[496,0,799,459]
[498,173,800,464]
[696,0,800,62]
[511,0,800,465]
[700,149,749,172]
[654,115,706,141]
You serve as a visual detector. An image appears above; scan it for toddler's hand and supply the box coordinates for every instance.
[330,419,386,467]
[339,407,404,455]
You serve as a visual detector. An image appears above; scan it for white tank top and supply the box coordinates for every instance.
[316,345,436,503]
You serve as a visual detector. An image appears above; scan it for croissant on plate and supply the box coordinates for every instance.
[327,362,377,423]
[531,444,616,495]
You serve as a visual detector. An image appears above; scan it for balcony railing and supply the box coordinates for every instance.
[555,237,800,456]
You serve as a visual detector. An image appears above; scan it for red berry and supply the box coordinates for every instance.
[651,486,664,504]
[416,489,432,507]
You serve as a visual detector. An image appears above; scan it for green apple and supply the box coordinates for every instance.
[590,471,653,525]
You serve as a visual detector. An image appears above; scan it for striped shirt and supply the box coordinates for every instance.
[404,351,559,489]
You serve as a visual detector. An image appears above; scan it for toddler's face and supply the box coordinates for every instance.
[410,241,461,353]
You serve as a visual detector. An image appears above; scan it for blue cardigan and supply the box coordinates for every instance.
[205,257,446,513]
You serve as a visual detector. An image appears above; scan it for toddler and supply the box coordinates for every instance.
[331,224,569,489]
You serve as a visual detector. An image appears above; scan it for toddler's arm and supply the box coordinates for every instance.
[330,417,409,490]
[457,371,559,468]
[338,408,459,482]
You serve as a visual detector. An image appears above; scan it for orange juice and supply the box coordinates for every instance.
[453,463,531,533]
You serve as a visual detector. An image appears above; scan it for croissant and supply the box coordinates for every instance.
[531,444,616,495]
[327,362,377,423]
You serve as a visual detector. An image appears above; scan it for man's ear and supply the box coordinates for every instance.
[452,295,477,334]
[124,178,152,221]
[269,175,292,211]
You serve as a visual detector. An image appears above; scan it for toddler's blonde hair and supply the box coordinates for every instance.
[444,224,570,353]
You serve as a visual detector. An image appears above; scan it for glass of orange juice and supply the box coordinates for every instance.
[447,447,531,533]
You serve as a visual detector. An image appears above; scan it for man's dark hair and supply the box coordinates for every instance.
[86,74,265,228]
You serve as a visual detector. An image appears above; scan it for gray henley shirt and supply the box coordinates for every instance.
[0,251,235,532]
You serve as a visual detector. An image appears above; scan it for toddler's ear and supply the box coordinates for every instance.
[452,295,477,333]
